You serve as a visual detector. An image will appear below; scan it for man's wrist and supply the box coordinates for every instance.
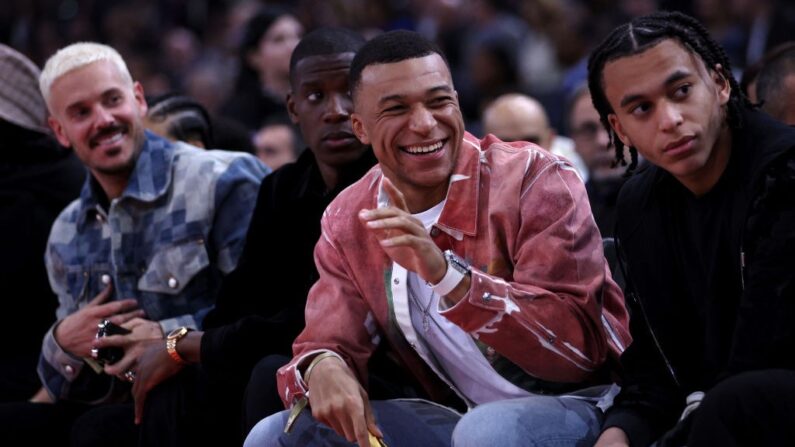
[43,326,84,380]
[426,248,448,285]
[441,274,471,305]
[52,320,67,353]
[175,331,203,364]
[165,327,192,365]
[430,250,471,296]
[52,319,78,357]
[302,351,345,389]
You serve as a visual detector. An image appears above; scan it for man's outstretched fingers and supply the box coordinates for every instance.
[132,375,147,425]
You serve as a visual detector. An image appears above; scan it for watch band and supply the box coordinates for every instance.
[166,327,191,365]
[430,250,469,296]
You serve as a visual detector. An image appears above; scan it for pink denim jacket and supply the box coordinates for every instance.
[277,132,631,407]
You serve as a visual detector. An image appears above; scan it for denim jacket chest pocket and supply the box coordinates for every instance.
[63,263,113,309]
[137,237,210,296]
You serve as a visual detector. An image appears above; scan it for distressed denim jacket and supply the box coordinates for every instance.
[39,132,268,402]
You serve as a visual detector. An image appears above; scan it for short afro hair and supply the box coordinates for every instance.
[289,28,366,87]
[349,30,448,98]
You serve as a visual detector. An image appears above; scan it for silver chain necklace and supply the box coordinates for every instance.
[408,285,435,332]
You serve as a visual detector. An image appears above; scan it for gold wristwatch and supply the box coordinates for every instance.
[165,326,191,365]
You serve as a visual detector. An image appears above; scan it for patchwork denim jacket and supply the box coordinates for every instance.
[39,132,268,402]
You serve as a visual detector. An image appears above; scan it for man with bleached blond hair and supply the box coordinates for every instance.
[0,42,267,444]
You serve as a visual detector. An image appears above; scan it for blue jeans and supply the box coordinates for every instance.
[244,398,460,447]
[244,396,603,446]
[452,395,604,447]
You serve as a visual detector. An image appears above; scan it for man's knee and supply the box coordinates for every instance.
[452,397,602,447]
[243,411,289,447]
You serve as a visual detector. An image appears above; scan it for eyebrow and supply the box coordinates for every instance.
[377,85,453,107]
[618,70,692,108]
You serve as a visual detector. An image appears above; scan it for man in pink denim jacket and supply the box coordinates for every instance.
[245,30,631,447]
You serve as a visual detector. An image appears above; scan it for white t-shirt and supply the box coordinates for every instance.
[408,201,531,405]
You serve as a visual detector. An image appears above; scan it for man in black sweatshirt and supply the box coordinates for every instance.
[588,11,795,447]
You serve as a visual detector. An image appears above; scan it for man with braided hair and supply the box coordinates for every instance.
[588,11,795,447]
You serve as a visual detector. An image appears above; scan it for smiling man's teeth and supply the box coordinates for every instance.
[404,141,443,154]
[96,132,124,146]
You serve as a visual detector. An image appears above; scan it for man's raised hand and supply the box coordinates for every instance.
[358,177,447,285]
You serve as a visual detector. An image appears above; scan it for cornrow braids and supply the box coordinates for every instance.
[147,93,213,148]
[587,11,751,175]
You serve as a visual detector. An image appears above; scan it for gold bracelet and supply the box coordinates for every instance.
[303,352,343,387]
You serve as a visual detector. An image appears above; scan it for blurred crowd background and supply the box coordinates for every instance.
[2,0,794,150]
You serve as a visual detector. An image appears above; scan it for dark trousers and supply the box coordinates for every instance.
[0,400,92,446]
[70,356,293,447]
[0,362,279,447]
[688,369,795,447]
[71,365,270,447]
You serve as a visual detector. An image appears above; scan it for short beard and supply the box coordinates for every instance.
[89,125,146,176]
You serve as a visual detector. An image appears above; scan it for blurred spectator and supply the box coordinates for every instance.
[144,93,213,148]
[755,42,795,125]
[482,93,588,180]
[454,0,527,125]
[0,43,84,401]
[516,1,576,95]
[252,119,301,170]
[467,32,521,121]
[567,85,630,237]
[159,27,202,90]
[183,61,234,115]
[741,41,795,104]
[220,6,304,131]
[693,0,745,71]
[212,116,257,153]
[729,0,795,66]
[740,55,766,103]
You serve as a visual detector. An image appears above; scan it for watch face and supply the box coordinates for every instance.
[167,327,187,339]
[444,250,470,274]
